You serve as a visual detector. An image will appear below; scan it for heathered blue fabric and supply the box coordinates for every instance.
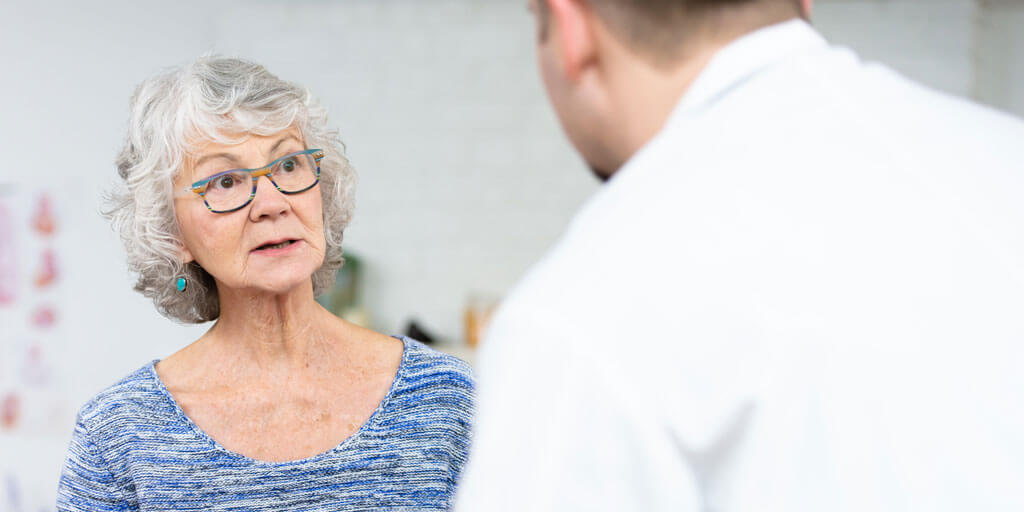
[56,337,475,511]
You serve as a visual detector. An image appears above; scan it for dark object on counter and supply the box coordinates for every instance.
[404,320,436,344]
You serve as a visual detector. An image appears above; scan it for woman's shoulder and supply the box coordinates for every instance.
[386,337,475,412]
[76,360,178,433]
[399,337,476,388]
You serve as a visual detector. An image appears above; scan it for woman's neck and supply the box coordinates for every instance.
[205,281,342,377]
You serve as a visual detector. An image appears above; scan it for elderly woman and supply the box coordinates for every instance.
[57,56,474,511]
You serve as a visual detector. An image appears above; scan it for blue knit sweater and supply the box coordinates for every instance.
[57,338,475,511]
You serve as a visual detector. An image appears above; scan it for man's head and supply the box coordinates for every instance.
[529,0,811,180]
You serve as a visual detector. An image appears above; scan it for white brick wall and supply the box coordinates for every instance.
[814,0,976,97]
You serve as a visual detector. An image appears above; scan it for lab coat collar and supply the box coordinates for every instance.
[673,19,827,117]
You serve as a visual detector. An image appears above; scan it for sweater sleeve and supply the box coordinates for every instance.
[56,413,131,512]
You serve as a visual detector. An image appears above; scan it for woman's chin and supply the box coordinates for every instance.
[234,275,315,297]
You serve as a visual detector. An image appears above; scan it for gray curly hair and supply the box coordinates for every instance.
[106,56,355,324]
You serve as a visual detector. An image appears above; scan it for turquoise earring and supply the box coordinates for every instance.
[176,277,187,292]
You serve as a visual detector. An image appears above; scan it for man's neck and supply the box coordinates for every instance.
[599,14,804,175]
[601,44,722,172]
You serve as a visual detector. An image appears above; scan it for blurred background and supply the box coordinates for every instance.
[1,0,1022,509]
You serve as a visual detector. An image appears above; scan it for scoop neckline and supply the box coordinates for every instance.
[146,335,412,466]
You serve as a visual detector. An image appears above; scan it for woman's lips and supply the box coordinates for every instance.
[251,239,302,255]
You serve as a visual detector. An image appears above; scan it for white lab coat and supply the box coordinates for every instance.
[455,19,1024,511]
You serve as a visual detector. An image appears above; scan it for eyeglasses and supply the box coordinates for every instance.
[180,149,324,213]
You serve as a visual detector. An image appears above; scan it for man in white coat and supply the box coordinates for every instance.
[456,0,1024,510]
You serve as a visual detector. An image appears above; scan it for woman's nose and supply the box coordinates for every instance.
[248,174,290,221]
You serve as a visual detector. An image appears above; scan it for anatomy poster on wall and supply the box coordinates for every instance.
[1,185,71,512]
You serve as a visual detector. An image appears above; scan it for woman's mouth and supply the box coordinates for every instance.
[252,239,301,254]
[259,240,295,250]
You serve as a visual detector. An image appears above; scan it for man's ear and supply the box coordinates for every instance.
[800,0,813,19]
[545,0,599,82]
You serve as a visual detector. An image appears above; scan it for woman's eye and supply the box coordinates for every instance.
[215,175,238,189]
[280,158,297,173]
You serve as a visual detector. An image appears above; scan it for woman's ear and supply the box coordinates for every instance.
[545,0,599,82]
[179,245,195,265]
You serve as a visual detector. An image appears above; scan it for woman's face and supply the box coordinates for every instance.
[173,126,326,296]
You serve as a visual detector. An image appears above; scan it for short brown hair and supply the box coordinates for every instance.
[538,0,802,65]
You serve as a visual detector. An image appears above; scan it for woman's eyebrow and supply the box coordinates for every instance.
[194,152,241,169]
[194,135,300,170]
[269,135,301,157]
